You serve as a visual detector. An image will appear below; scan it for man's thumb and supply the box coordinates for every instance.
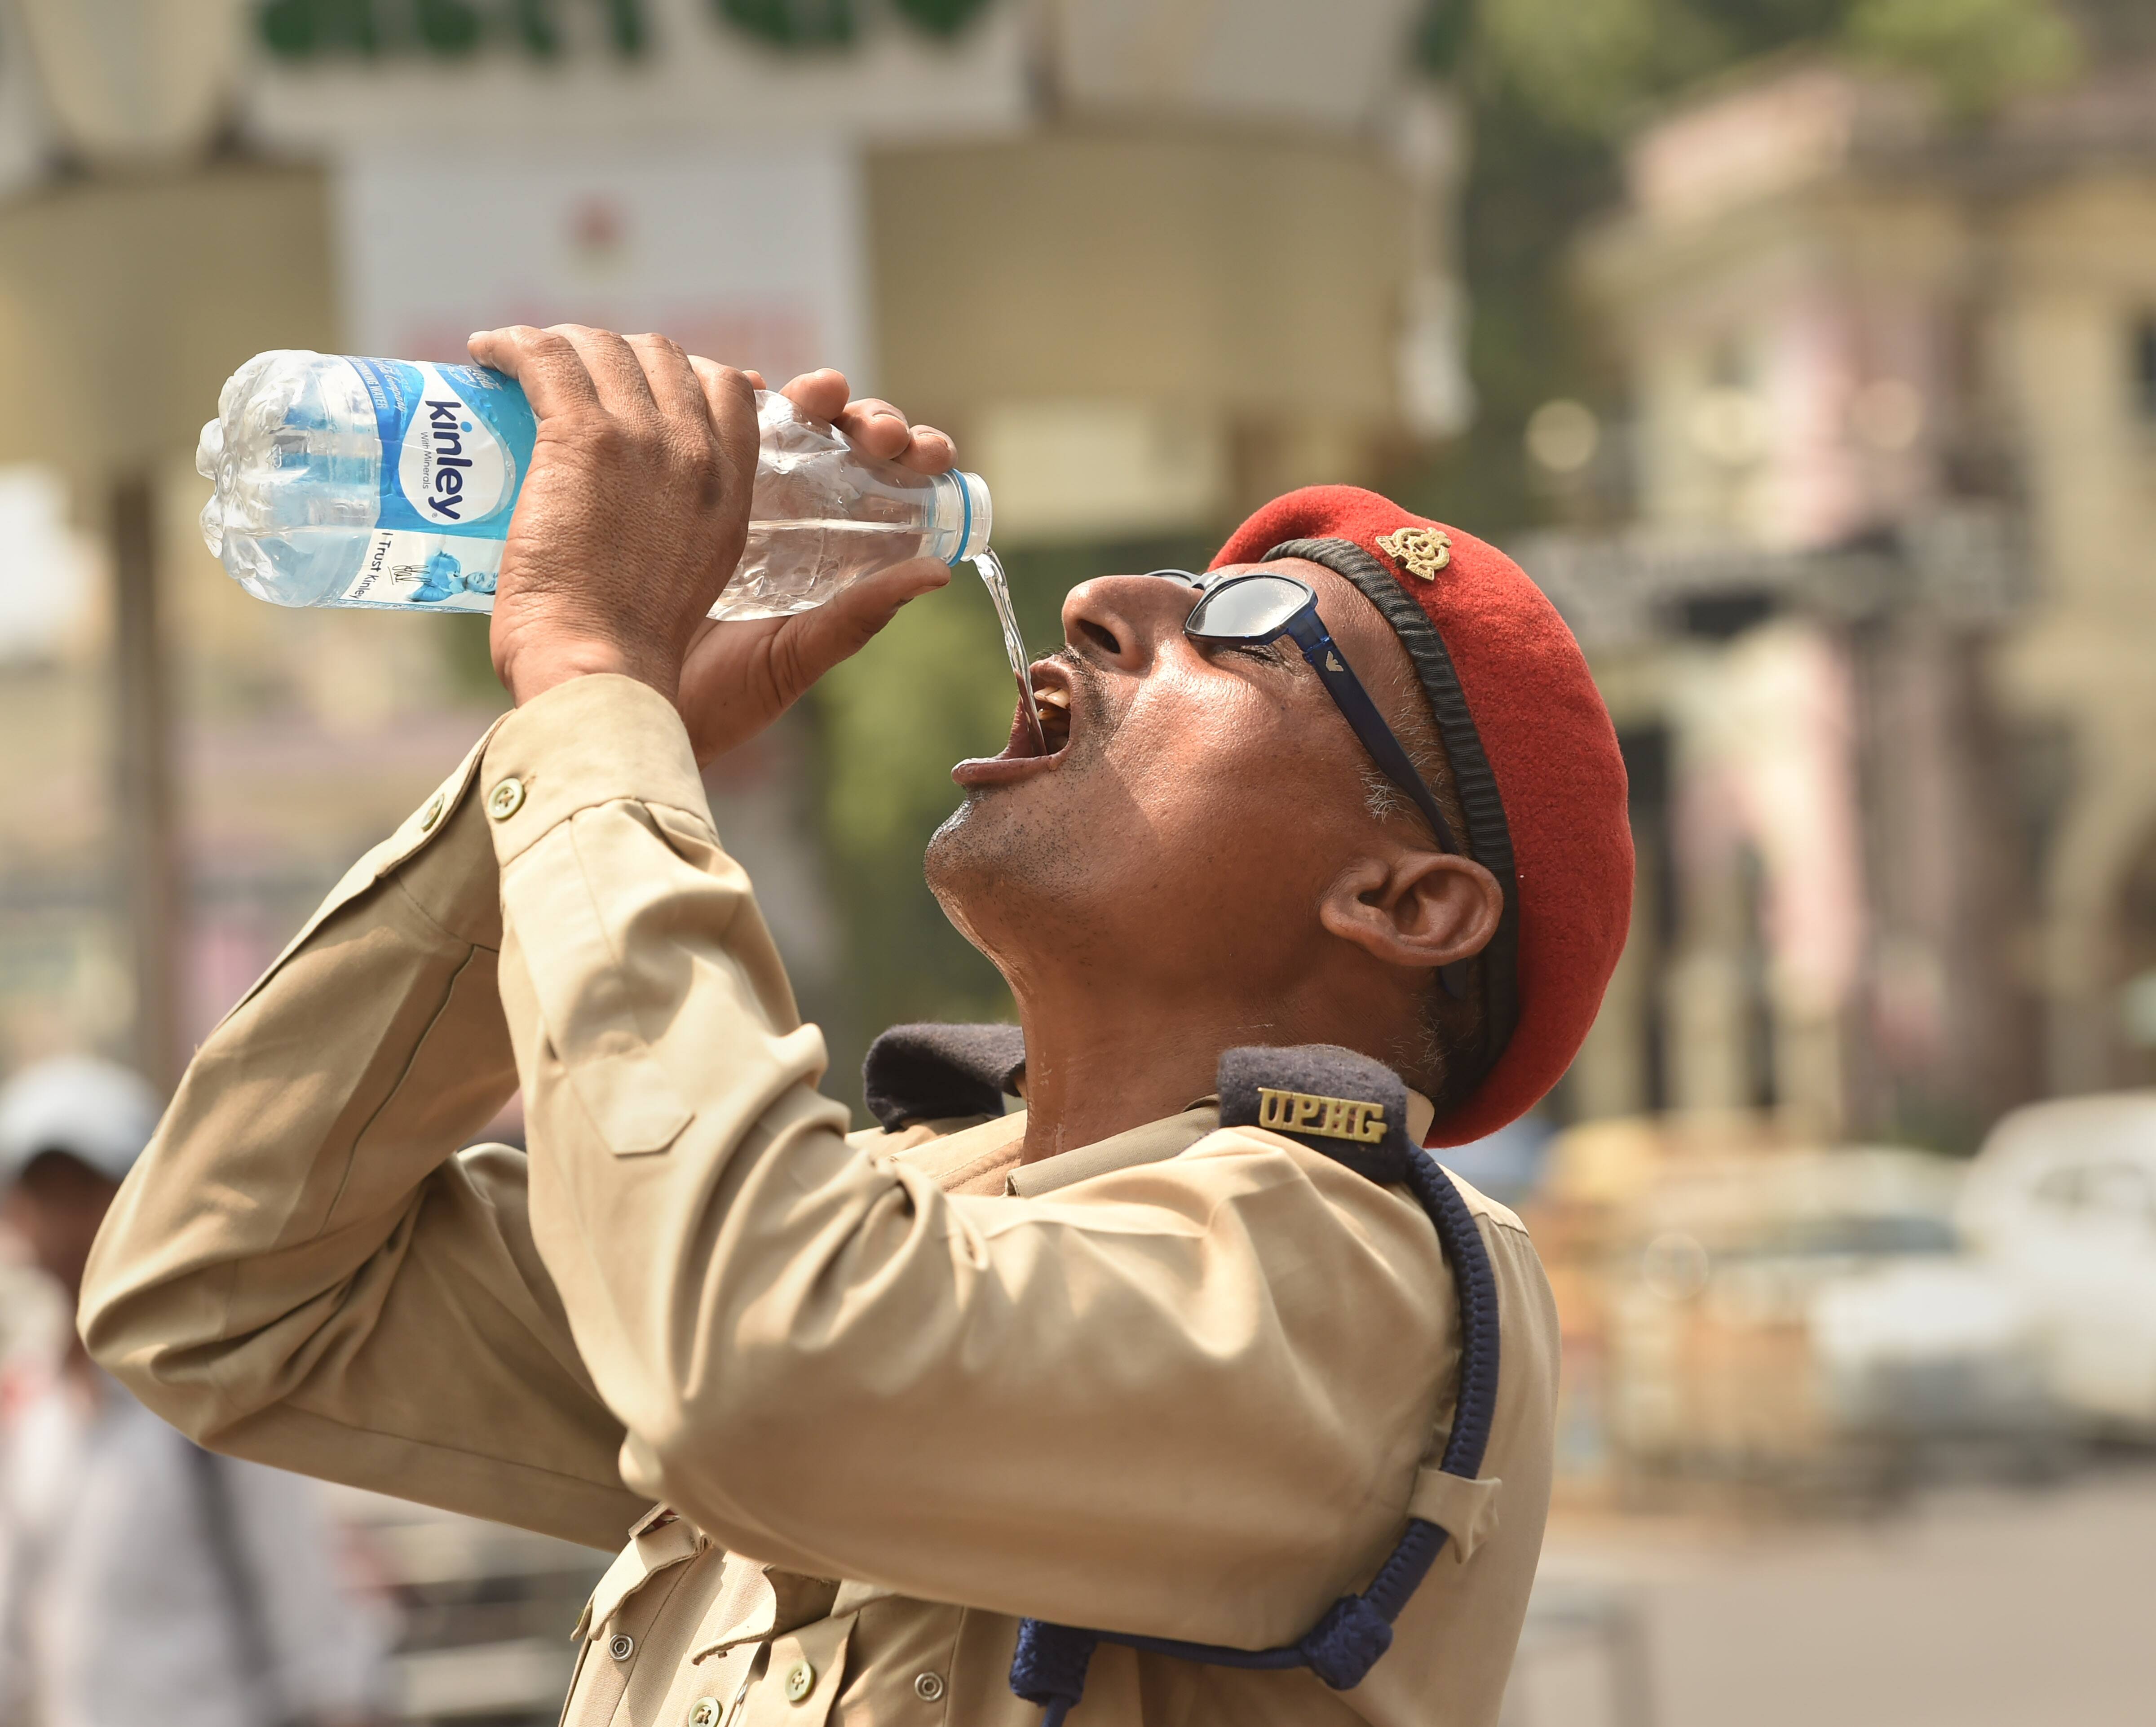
[770,560,950,694]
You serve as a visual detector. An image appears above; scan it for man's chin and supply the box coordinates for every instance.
[925,776,1083,936]
[923,785,1023,894]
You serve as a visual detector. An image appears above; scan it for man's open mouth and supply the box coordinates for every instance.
[953,659,1074,787]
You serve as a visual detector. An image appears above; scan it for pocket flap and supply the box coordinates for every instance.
[1405,1469,1502,1565]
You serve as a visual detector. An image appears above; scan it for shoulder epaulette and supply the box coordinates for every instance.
[1217,1043,1408,1183]
[861,1023,1025,1131]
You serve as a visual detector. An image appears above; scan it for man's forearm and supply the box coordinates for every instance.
[81,726,644,1548]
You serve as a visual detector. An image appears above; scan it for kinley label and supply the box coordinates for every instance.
[398,384,508,521]
[346,356,537,537]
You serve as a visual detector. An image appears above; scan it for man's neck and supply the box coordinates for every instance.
[1015,987,1312,1165]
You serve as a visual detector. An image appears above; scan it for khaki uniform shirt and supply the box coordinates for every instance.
[80,674,1561,1727]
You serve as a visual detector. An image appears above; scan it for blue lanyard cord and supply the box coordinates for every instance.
[1009,1145,1503,1719]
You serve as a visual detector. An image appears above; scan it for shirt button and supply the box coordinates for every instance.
[486,777,526,820]
[419,793,445,832]
[783,1659,816,1703]
[914,1672,945,1702]
[689,1700,721,1727]
[608,1632,635,1661]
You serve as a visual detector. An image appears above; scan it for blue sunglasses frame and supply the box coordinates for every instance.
[1153,569,1466,859]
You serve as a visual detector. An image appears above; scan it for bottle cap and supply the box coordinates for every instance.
[941,471,992,566]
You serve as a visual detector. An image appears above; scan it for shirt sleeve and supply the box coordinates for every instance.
[484,675,1484,1648]
[79,724,649,1551]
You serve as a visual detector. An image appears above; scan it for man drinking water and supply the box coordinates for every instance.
[82,325,1630,1727]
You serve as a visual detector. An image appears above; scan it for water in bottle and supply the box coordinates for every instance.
[197,350,992,621]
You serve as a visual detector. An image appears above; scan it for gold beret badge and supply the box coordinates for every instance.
[1375,525,1451,582]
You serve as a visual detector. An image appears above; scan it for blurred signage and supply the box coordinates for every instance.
[337,140,871,386]
[241,0,1028,149]
[257,0,651,59]
[256,0,993,60]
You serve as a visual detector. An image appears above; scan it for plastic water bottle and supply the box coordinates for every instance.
[196,350,992,621]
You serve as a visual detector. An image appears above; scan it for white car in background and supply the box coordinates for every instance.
[1603,1149,2058,1496]
[1959,1091,2156,1435]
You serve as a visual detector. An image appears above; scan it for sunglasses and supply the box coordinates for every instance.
[1149,570,1465,859]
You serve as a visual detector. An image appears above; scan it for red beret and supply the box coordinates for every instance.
[1211,485,1632,1147]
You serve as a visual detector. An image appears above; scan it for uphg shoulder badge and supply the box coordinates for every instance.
[1218,1043,1409,1183]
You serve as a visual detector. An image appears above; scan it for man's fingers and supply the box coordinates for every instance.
[695,363,766,394]
[893,425,956,474]
[467,325,605,420]
[831,401,956,473]
[625,332,713,433]
[779,368,850,424]
[549,324,663,423]
[759,373,959,474]
[831,398,912,460]
[688,357,761,511]
[689,355,758,421]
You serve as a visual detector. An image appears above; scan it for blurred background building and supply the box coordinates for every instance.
[1529,51,2156,1150]
[2,2,2156,1722]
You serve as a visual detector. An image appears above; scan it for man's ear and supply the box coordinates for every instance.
[1318,850,1503,972]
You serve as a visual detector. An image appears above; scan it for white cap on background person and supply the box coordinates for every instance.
[0,1056,162,1187]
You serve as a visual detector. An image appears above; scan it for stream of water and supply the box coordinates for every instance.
[972,548,1047,757]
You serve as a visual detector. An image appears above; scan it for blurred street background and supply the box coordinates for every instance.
[0,0,2153,1722]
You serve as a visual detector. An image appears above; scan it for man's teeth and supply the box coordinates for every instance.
[1029,686,1069,754]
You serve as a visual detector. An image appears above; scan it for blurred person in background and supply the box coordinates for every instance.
[0,1057,390,1727]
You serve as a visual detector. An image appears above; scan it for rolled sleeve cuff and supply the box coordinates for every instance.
[478,675,712,863]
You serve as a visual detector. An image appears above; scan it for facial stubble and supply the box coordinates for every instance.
[924,657,1116,957]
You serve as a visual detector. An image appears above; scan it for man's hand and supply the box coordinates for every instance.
[469,324,757,708]
[676,368,956,765]
[468,329,957,758]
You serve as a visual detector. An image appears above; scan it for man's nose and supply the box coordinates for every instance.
[1060,574,1195,673]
